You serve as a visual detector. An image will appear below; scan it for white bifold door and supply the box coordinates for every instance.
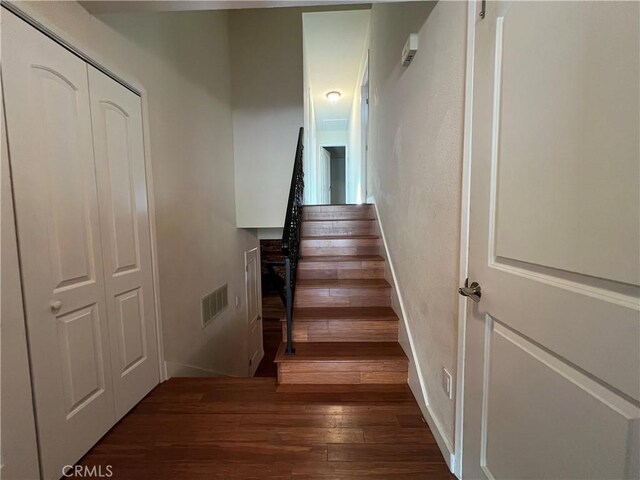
[2,10,159,479]
[462,2,640,479]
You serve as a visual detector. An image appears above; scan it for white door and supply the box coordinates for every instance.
[3,11,116,478]
[246,248,263,376]
[88,66,160,419]
[319,147,331,204]
[462,2,640,479]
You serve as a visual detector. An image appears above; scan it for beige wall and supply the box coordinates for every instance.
[368,0,467,448]
[17,1,259,376]
[230,7,304,228]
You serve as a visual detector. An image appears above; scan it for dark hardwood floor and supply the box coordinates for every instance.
[78,377,455,479]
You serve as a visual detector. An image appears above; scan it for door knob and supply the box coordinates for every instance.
[459,278,481,302]
[50,300,63,311]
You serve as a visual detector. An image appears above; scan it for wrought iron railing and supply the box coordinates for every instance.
[282,127,304,355]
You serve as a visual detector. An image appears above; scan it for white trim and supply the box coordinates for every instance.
[165,361,231,378]
[6,1,168,383]
[140,91,167,383]
[317,143,347,205]
[454,0,477,477]
[370,197,455,471]
[245,246,264,377]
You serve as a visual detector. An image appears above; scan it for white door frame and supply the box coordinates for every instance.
[360,52,369,205]
[245,247,264,376]
[453,0,478,476]
[2,2,167,382]
[318,143,348,204]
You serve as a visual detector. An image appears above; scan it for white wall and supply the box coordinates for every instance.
[230,8,304,228]
[347,30,369,204]
[368,0,466,450]
[347,86,363,204]
[317,129,348,146]
[15,1,259,377]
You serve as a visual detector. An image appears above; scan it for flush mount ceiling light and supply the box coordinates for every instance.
[326,91,341,104]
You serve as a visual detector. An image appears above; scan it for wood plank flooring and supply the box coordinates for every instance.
[78,378,455,479]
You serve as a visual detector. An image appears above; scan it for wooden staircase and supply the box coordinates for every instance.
[275,204,408,384]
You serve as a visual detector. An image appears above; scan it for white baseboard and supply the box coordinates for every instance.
[370,197,456,472]
[164,361,231,378]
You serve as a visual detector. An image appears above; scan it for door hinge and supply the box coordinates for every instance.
[479,0,486,18]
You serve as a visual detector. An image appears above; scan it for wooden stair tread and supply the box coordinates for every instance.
[275,383,412,394]
[282,307,398,322]
[275,342,408,363]
[300,255,383,263]
[303,204,374,208]
[302,204,376,221]
[302,234,379,240]
[302,219,376,223]
[297,278,390,289]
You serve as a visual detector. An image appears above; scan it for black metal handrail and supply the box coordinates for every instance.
[282,127,304,355]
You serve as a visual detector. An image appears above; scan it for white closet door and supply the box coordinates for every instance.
[87,66,160,419]
[2,11,116,479]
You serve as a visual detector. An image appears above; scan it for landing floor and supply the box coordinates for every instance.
[79,378,455,479]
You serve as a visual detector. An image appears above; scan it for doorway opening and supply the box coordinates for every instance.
[302,9,371,205]
[321,146,346,204]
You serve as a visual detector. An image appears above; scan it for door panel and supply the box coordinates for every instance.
[246,248,263,376]
[2,11,116,478]
[101,104,140,274]
[462,2,640,479]
[115,288,146,375]
[57,305,107,416]
[88,66,159,419]
[494,2,639,285]
[483,320,637,479]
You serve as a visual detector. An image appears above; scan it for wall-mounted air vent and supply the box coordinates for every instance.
[402,33,419,67]
[201,284,228,327]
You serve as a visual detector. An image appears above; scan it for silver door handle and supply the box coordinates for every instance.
[459,279,481,302]
[50,300,63,311]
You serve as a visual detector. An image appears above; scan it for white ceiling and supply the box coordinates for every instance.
[303,10,370,132]
[81,1,369,15]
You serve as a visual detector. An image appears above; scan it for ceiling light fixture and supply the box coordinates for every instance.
[326,91,341,104]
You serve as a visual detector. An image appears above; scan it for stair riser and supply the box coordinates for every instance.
[302,220,376,237]
[298,260,384,280]
[294,287,391,308]
[301,238,381,257]
[283,320,398,342]
[303,206,375,221]
[278,360,408,385]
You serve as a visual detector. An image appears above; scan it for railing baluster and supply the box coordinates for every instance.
[282,127,304,356]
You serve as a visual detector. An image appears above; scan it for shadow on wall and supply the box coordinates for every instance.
[101,11,233,110]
